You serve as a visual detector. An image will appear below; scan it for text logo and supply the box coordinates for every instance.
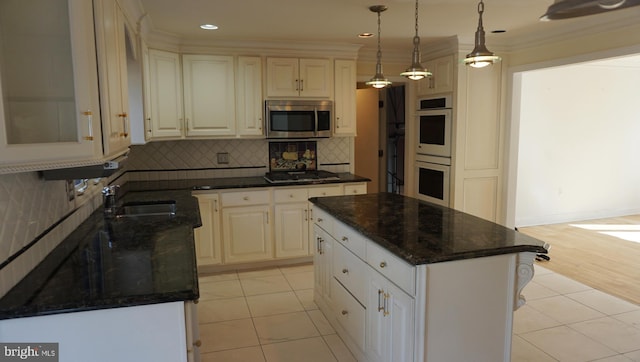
[0,344,58,361]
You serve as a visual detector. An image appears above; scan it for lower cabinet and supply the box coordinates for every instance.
[193,182,366,267]
[313,225,333,306]
[222,204,272,263]
[366,271,414,362]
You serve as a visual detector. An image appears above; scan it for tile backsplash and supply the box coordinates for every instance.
[126,138,352,180]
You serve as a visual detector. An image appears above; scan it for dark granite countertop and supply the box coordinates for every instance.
[0,189,201,320]
[309,193,548,265]
[125,172,369,192]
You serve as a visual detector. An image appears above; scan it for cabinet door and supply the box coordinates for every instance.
[299,58,331,98]
[222,205,272,263]
[183,54,236,137]
[418,55,454,96]
[236,56,264,136]
[145,49,183,139]
[94,0,131,156]
[334,59,356,135]
[366,272,415,362]
[312,225,333,305]
[194,194,222,266]
[274,202,309,258]
[0,0,103,168]
[266,57,299,97]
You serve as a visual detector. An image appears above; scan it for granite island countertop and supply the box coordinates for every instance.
[309,192,548,265]
[0,189,201,320]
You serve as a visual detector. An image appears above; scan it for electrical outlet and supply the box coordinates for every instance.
[217,152,230,164]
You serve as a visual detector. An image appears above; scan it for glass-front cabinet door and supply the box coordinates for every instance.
[0,0,102,171]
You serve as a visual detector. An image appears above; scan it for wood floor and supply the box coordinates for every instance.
[518,214,640,306]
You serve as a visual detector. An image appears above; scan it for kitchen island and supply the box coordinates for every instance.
[309,192,548,362]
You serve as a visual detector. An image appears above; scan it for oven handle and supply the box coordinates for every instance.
[314,107,318,137]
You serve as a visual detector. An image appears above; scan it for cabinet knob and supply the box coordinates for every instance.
[342,268,348,274]
[379,261,387,268]
[317,218,323,222]
[193,340,202,347]
[342,236,348,242]
[341,310,348,315]
[243,196,249,201]
[289,194,294,198]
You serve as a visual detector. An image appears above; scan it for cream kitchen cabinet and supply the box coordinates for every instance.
[266,57,332,98]
[193,193,222,266]
[0,0,103,170]
[144,48,184,139]
[333,59,357,136]
[220,190,272,263]
[417,54,454,96]
[274,188,310,258]
[94,0,131,157]
[236,56,264,136]
[313,223,334,308]
[182,54,236,137]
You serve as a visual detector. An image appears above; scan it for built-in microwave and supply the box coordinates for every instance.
[415,154,450,206]
[416,95,452,157]
[265,100,332,138]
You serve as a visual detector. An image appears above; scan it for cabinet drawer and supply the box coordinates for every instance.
[331,278,365,351]
[308,185,343,198]
[367,241,416,296]
[334,221,366,259]
[312,207,333,234]
[333,242,367,305]
[221,190,270,206]
[343,183,367,195]
[274,188,308,203]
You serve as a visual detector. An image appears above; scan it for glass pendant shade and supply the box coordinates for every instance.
[541,0,640,20]
[464,0,501,68]
[366,5,391,89]
[401,0,431,80]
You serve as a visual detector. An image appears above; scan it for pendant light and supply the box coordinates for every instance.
[366,5,392,89]
[540,0,640,20]
[464,0,501,68]
[400,0,431,80]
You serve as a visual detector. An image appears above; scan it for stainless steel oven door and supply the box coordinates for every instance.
[416,109,452,157]
[415,155,450,207]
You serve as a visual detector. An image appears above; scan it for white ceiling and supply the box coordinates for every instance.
[135,0,640,65]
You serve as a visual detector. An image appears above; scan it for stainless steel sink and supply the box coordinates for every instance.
[116,201,176,218]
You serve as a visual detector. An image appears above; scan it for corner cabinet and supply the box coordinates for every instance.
[94,0,131,157]
[193,193,222,266]
[266,57,332,98]
[333,59,357,136]
[0,0,103,170]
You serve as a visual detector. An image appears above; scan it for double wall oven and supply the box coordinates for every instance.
[415,95,452,206]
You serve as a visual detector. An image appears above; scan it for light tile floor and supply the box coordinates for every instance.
[197,263,640,362]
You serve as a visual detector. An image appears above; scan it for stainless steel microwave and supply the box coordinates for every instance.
[265,100,332,138]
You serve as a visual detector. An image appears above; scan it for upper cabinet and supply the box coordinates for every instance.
[94,0,131,157]
[182,54,236,137]
[236,56,264,136]
[417,55,454,96]
[266,58,332,98]
[0,0,103,169]
[333,59,357,136]
[143,50,264,140]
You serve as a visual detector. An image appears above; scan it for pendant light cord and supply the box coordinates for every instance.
[414,0,419,41]
[376,9,382,63]
[477,0,484,29]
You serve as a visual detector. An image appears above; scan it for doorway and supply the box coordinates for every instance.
[355,84,406,194]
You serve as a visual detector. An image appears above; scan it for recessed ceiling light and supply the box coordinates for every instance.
[200,24,218,30]
[359,32,374,38]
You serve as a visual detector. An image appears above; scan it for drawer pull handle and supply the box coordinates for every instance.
[243,196,249,201]
[380,261,387,268]
[342,236,348,242]
[342,268,348,274]
[378,289,384,312]
[341,310,348,315]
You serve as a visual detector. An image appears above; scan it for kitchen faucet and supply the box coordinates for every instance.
[102,185,120,216]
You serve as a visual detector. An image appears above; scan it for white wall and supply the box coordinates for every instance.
[515,63,640,226]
